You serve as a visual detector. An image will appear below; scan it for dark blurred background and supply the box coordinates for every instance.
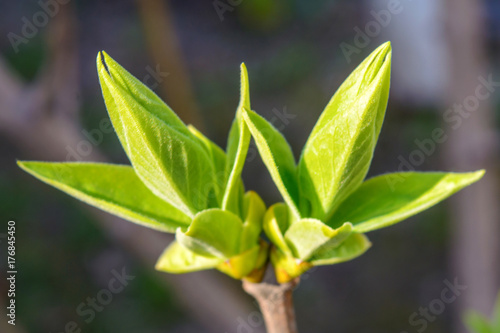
[0,0,499,332]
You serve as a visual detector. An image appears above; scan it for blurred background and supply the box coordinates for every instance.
[0,0,499,332]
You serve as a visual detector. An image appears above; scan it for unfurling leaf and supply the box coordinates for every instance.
[188,124,227,203]
[156,241,222,274]
[98,52,216,218]
[263,203,292,255]
[284,220,352,261]
[240,191,266,252]
[309,233,371,266]
[262,201,370,282]
[222,64,252,216]
[176,209,243,258]
[243,108,301,219]
[298,42,392,221]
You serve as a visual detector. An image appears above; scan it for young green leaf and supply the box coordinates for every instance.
[298,42,392,221]
[242,108,300,218]
[309,233,371,266]
[329,171,485,233]
[98,52,216,217]
[284,219,352,261]
[188,124,227,204]
[176,209,243,258]
[222,64,252,215]
[217,244,261,279]
[239,191,266,252]
[156,241,223,274]
[243,240,270,283]
[17,161,190,232]
[271,247,313,284]
[97,51,191,136]
[263,203,293,255]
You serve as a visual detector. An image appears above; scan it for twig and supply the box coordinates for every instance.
[243,277,300,333]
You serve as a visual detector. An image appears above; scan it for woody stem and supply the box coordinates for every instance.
[242,278,300,333]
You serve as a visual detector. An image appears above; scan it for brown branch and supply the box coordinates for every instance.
[243,278,300,333]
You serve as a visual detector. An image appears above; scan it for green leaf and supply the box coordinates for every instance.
[217,244,261,279]
[263,203,293,255]
[188,124,227,205]
[329,171,485,233]
[242,108,300,218]
[309,233,371,266]
[284,219,352,261]
[239,191,266,252]
[271,247,313,284]
[98,52,217,217]
[176,209,243,258]
[17,161,190,232]
[464,311,494,333]
[97,52,191,136]
[298,42,392,221]
[222,64,252,215]
[156,241,222,274]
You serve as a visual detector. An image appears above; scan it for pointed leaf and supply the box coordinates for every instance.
[271,247,313,284]
[329,171,485,233]
[217,244,260,279]
[242,108,300,218]
[98,52,215,217]
[188,124,227,204]
[298,42,392,220]
[176,209,243,258]
[97,51,191,134]
[284,219,352,260]
[155,241,222,274]
[243,241,270,283]
[18,162,190,232]
[239,191,266,252]
[263,203,292,255]
[222,64,252,215]
[309,233,371,266]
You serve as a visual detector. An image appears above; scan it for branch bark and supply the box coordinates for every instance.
[243,278,300,333]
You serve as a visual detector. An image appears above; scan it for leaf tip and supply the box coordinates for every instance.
[96,51,110,75]
[240,62,247,73]
[379,41,392,64]
[16,160,34,173]
[455,169,486,186]
[380,40,392,51]
[239,63,250,109]
[470,169,486,182]
[16,160,51,181]
[372,41,392,67]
